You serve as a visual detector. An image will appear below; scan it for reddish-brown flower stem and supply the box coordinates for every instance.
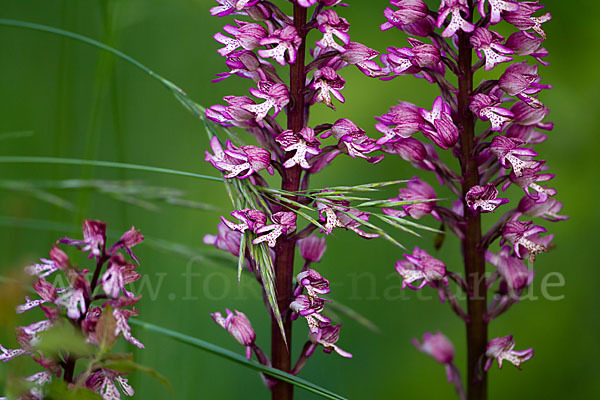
[270,4,307,400]
[457,2,488,399]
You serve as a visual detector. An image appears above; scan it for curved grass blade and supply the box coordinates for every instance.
[0,19,169,89]
[129,319,348,400]
[324,297,381,334]
[0,156,222,182]
[0,179,219,212]
[0,19,210,125]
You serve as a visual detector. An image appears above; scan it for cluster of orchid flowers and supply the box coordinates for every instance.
[0,220,145,400]
[203,0,396,393]
[206,0,387,175]
[202,0,563,398]
[367,0,564,397]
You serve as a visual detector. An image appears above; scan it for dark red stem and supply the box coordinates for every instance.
[457,2,488,399]
[270,4,307,400]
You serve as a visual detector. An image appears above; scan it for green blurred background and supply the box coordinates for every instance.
[0,0,598,398]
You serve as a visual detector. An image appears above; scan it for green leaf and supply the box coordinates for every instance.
[129,319,348,400]
[0,156,222,182]
[101,359,171,391]
[36,321,95,357]
[46,380,104,400]
[96,305,118,351]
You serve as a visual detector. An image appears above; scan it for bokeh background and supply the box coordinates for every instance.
[0,0,598,398]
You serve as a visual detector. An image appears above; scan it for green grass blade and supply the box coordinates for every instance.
[0,156,222,182]
[0,19,165,86]
[0,19,208,123]
[0,130,34,141]
[324,298,381,334]
[129,319,348,400]
[237,234,247,282]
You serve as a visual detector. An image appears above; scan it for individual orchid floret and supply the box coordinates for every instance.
[339,42,386,78]
[297,235,327,264]
[381,0,429,30]
[478,0,519,24]
[290,295,331,333]
[505,32,549,65]
[323,119,383,163]
[310,67,346,109]
[510,101,552,130]
[101,254,140,299]
[204,222,243,256]
[470,28,514,71]
[383,138,431,168]
[258,25,302,66]
[517,196,568,222]
[109,227,144,264]
[381,38,440,79]
[381,0,435,37]
[243,81,290,122]
[499,62,549,108]
[214,20,267,57]
[0,344,29,362]
[276,127,321,169]
[490,136,540,176]
[419,96,459,149]
[25,246,68,278]
[310,324,352,358]
[205,136,274,179]
[503,167,556,204]
[295,269,330,297]
[501,220,550,262]
[86,369,135,399]
[60,220,106,259]
[211,309,256,360]
[16,296,48,314]
[486,246,532,292]
[213,49,262,83]
[338,209,380,239]
[221,208,267,233]
[114,308,144,349]
[56,288,87,320]
[470,93,514,131]
[206,96,257,128]
[210,0,262,17]
[315,195,350,234]
[395,247,448,290]
[437,0,475,38]
[412,331,454,373]
[253,212,297,247]
[466,184,509,213]
[315,9,350,53]
[383,177,438,220]
[376,101,424,145]
[484,335,534,370]
[503,1,552,39]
